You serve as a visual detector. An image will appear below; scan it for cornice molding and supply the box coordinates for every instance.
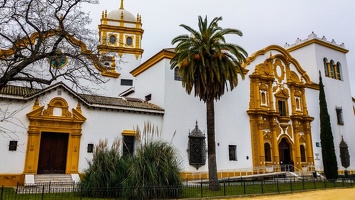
[131,49,175,76]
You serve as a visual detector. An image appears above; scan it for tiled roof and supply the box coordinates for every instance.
[0,84,164,113]
[0,85,41,97]
[80,94,164,111]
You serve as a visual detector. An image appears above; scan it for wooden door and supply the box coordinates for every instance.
[278,138,291,171]
[38,132,69,174]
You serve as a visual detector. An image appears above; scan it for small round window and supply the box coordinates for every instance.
[126,37,133,45]
[109,35,117,44]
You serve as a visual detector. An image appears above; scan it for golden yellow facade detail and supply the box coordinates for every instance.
[246,45,315,170]
[24,98,86,175]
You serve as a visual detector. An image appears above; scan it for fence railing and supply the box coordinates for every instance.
[182,164,318,181]
[1,175,354,200]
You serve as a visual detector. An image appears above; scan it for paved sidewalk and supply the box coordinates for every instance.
[212,187,355,200]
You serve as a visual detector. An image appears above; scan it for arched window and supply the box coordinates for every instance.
[300,145,306,162]
[260,90,267,106]
[264,143,271,161]
[329,60,335,79]
[295,97,301,111]
[323,58,329,77]
[335,62,342,80]
[126,36,133,46]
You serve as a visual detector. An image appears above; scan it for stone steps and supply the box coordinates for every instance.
[34,174,74,184]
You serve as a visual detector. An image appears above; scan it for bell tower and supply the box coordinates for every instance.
[98,0,144,96]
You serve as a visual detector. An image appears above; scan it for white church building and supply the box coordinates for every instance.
[0,2,354,186]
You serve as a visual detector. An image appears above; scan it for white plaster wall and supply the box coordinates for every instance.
[304,88,322,170]
[291,42,355,170]
[78,107,163,173]
[133,59,167,107]
[214,76,253,170]
[162,62,207,172]
[0,99,33,173]
[160,57,253,172]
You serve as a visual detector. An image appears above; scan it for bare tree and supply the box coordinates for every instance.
[0,0,114,93]
[0,100,30,140]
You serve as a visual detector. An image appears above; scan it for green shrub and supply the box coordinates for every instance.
[81,138,128,196]
[123,140,182,199]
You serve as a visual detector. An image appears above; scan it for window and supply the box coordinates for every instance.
[109,35,117,44]
[264,143,271,161]
[335,62,342,80]
[126,37,133,46]
[121,79,133,86]
[329,60,335,79]
[300,145,306,162]
[9,141,17,151]
[229,145,237,161]
[260,91,267,106]
[87,143,94,153]
[323,58,342,81]
[278,100,287,116]
[123,136,135,156]
[336,107,344,125]
[323,58,329,77]
[174,67,182,81]
[295,97,301,111]
[145,94,151,102]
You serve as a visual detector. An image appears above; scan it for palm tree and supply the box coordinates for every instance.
[170,16,247,190]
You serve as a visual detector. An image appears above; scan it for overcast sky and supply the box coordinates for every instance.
[84,0,355,95]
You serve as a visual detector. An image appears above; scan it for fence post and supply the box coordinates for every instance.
[334,179,336,188]
[80,184,83,200]
[1,185,3,200]
[313,177,316,189]
[302,177,305,190]
[290,177,293,191]
[41,185,45,200]
[48,181,51,194]
[223,181,226,196]
[200,180,203,198]
[261,180,264,194]
[243,180,246,195]
[276,179,279,193]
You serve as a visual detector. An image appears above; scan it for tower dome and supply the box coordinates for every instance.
[107,0,136,22]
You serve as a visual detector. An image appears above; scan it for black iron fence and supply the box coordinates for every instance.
[0,176,354,199]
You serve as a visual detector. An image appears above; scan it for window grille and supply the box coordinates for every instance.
[187,121,206,169]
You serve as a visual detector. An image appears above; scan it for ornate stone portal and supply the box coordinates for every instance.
[246,46,316,170]
[24,97,86,174]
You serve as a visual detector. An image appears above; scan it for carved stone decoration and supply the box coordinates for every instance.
[25,97,86,174]
[187,121,207,170]
[274,59,285,83]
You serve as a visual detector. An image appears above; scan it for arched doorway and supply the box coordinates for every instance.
[278,138,291,171]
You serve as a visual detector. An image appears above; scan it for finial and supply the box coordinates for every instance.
[33,98,40,110]
[120,0,124,9]
[76,102,82,113]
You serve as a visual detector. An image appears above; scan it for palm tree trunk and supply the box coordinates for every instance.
[206,99,220,190]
